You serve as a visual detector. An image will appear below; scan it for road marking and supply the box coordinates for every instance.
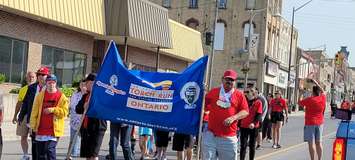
[255,131,336,160]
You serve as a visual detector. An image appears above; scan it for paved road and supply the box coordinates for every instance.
[255,112,339,160]
[1,112,340,160]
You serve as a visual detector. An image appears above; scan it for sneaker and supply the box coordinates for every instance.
[21,155,30,160]
[276,144,282,149]
[272,144,277,149]
[256,145,262,150]
[267,139,272,143]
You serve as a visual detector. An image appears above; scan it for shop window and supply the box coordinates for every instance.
[42,46,86,86]
[162,0,171,8]
[189,0,198,8]
[0,36,28,84]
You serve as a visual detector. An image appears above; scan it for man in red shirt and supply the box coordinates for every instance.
[239,86,262,160]
[298,79,326,160]
[202,69,249,160]
[269,90,288,149]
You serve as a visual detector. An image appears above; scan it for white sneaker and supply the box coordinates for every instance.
[21,155,30,160]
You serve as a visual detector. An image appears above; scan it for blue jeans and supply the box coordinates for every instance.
[202,131,238,160]
[109,123,134,160]
[70,127,81,156]
[37,140,57,160]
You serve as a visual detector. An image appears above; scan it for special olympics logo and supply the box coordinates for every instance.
[105,75,118,96]
[180,82,200,109]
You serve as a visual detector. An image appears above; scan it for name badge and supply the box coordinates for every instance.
[217,100,231,109]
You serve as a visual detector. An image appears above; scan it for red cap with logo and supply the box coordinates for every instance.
[223,69,237,80]
[36,67,50,75]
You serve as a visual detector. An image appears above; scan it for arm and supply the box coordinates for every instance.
[253,101,263,124]
[29,95,40,131]
[75,94,87,114]
[283,99,288,118]
[48,95,69,118]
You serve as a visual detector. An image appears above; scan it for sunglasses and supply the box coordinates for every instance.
[37,73,47,76]
[244,91,250,94]
[224,78,235,82]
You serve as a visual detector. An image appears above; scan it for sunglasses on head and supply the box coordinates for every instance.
[244,91,250,94]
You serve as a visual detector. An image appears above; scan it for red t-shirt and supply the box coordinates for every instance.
[270,98,287,112]
[37,90,61,136]
[205,88,249,137]
[298,94,326,125]
[240,99,262,128]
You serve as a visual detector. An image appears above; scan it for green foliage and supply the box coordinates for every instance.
[0,73,6,84]
[60,86,75,98]
[9,88,20,94]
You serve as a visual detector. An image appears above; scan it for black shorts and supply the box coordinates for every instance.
[155,130,170,148]
[80,130,105,158]
[271,112,284,123]
[172,133,194,151]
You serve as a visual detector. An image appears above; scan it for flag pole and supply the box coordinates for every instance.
[196,81,207,160]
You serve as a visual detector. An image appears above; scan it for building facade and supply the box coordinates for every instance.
[0,0,204,87]
[149,0,298,98]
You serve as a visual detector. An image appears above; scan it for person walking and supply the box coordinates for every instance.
[269,90,288,149]
[105,123,134,160]
[76,73,107,160]
[172,133,194,160]
[12,71,36,160]
[239,86,262,160]
[154,130,170,160]
[298,79,326,160]
[262,93,273,143]
[255,88,268,150]
[18,67,50,160]
[69,80,87,158]
[139,127,153,160]
[0,89,4,159]
[29,74,69,160]
[202,69,249,160]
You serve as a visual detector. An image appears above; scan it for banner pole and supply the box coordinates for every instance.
[196,85,207,160]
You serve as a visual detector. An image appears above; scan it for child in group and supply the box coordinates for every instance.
[139,127,153,160]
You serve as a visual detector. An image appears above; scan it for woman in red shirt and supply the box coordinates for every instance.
[269,91,288,149]
[298,80,325,160]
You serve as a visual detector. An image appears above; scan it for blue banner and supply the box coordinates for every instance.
[87,41,208,135]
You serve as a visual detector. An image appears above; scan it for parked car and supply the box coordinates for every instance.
[332,108,355,160]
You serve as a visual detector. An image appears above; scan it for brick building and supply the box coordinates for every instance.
[150,0,298,98]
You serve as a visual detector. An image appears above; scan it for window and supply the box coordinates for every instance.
[214,22,225,50]
[42,46,86,86]
[162,0,171,8]
[186,18,199,30]
[131,63,156,72]
[189,0,198,8]
[243,23,255,50]
[0,36,28,84]
[219,0,227,9]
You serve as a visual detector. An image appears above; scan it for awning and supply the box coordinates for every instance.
[105,0,172,49]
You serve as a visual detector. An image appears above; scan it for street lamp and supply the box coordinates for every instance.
[244,0,266,90]
[286,0,313,107]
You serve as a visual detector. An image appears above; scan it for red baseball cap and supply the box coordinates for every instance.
[36,67,50,75]
[223,69,237,80]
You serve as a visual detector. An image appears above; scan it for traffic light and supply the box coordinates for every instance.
[205,32,212,46]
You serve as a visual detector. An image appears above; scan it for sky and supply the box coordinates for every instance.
[282,0,355,67]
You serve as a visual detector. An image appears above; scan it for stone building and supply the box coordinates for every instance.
[150,0,298,98]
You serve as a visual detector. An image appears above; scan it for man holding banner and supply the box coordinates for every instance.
[202,69,249,160]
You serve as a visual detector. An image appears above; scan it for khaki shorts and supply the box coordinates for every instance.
[16,116,29,137]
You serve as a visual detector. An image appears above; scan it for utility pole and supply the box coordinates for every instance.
[207,0,219,90]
